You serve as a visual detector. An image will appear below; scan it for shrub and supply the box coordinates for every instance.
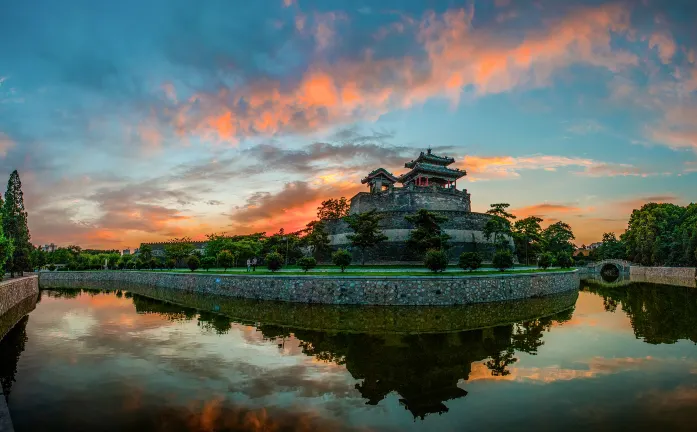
[47,264,56,272]
[266,252,284,272]
[217,251,234,272]
[554,252,574,269]
[166,259,176,270]
[492,250,514,271]
[201,256,216,272]
[149,258,158,270]
[538,253,553,269]
[331,249,352,272]
[297,256,317,273]
[187,255,200,272]
[458,252,482,272]
[424,249,448,272]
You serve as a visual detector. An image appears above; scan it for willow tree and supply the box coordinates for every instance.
[2,170,30,276]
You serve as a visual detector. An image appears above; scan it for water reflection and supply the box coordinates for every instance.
[583,280,697,344]
[1,284,696,431]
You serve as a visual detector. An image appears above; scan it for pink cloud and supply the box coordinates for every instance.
[0,132,15,158]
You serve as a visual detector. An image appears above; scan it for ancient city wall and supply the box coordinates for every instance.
[629,266,697,280]
[39,271,579,306]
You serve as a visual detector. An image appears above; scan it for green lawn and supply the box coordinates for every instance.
[143,268,574,277]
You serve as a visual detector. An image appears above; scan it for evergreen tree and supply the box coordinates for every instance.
[2,171,31,276]
[405,209,450,256]
[344,210,388,265]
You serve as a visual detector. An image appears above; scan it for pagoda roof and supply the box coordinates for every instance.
[397,163,466,183]
[361,167,398,184]
[405,150,455,168]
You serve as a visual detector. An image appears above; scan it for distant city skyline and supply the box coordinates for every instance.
[1,0,696,248]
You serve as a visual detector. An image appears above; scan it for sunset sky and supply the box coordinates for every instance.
[1,0,696,249]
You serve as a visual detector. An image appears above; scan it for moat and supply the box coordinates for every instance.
[2,279,697,431]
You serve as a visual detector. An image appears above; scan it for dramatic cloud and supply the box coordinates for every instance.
[167,3,638,143]
[461,155,657,181]
[512,203,585,219]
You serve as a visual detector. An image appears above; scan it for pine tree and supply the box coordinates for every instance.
[3,170,31,276]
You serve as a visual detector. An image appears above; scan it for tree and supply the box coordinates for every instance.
[297,256,317,273]
[217,250,234,272]
[166,259,176,271]
[201,256,216,271]
[424,249,447,272]
[595,232,625,260]
[30,247,47,270]
[266,252,283,272]
[538,253,553,269]
[332,249,352,272]
[458,252,482,272]
[0,236,14,276]
[139,244,153,262]
[2,171,31,276]
[484,203,516,252]
[164,238,195,266]
[405,209,451,255]
[492,250,514,271]
[512,216,543,265]
[303,220,331,260]
[317,197,350,221]
[554,252,574,269]
[149,258,158,271]
[542,221,575,255]
[187,255,200,272]
[344,210,388,264]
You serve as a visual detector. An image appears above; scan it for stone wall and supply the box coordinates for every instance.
[0,276,39,323]
[39,271,579,306]
[349,188,471,214]
[630,266,697,280]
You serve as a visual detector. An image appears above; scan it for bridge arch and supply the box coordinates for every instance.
[589,259,632,274]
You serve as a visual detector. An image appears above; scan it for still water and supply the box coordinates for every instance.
[1,280,696,431]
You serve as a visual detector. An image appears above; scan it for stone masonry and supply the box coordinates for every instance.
[39,271,579,306]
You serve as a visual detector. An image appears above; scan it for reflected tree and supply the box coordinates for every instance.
[0,316,29,399]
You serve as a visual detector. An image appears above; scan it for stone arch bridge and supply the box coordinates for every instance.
[587,259,633,274]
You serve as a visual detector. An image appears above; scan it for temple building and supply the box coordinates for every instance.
[325,149,512,263]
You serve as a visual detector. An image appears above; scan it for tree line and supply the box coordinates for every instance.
[586,202,697,267]
[0,171,32,277]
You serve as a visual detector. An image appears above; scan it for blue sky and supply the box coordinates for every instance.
[1,0,696,248]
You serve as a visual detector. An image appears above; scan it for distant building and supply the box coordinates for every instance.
[41,243,57,253]
[122,249,131,255]
[140,241,207,257]
[588,242,602,250]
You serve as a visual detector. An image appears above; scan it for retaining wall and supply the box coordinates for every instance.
[630,266,697,280]
[0,276,39,324]
[39,271,579,306]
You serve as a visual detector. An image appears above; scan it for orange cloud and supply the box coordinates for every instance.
[648,31,677,64]
[512,203,584,219]
[460,155,654,181]
[168,4,637,143]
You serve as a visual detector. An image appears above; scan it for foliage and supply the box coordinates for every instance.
[201,256,216,271]
[262,230,301,265]
[297,256,317,272]
[149,258,158,270]
[2,170,31,276]
[187,255,200,272]
[303,220,331,260]
[554,252,574,269]
[458,252,482,272]
[512,216,543,265]
[344,209,388,264]
[622,203,697,266]
[217,250,234,271]
[164,238,195,265]
[166,259,176,270]
[542,221,575,255]
[484,203,515,251]
[405,209,451,255]
[594,232,626,260]
[0,236,14,276]
[331,249,352,272]
[492,250,514,271]
[265,252,284,272]
[47,264,56,271]
[538,253,553,269]
[139,244,153,262]
[424,249,447,272]
[317,197,350,221]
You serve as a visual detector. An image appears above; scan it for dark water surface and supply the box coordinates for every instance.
[1,281,696,431]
